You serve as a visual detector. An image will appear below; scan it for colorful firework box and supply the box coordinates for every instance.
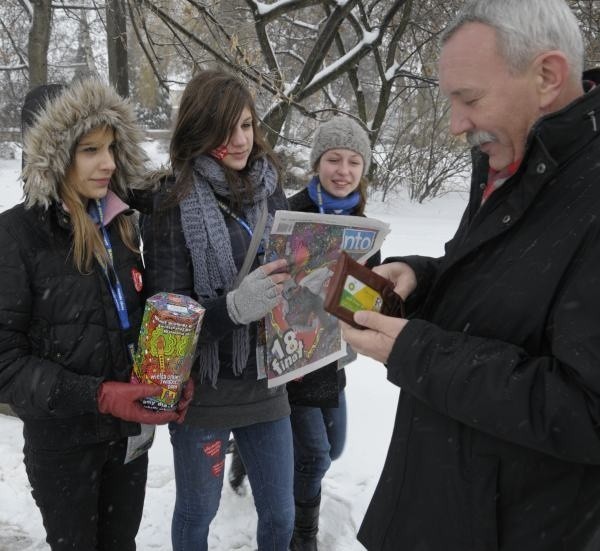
[131,292,205,411]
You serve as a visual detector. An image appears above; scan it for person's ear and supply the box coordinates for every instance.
[534,51,570,110]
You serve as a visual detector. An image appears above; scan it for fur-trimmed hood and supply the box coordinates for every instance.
[20,79,149,209]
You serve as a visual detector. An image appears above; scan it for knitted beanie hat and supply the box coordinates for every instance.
[309,116,371,174]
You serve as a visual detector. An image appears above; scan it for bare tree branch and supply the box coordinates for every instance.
[0,65,28,71]
[126,0,168,91]
[0,16,29,71]
[15,0,34,18]
[246,0,323,23]
[51,3,105,9]
[245,0,282,87]
[370,0,413,140]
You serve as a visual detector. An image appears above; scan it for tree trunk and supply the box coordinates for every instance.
[107,0,129,96]
[73,9,97,82]
[28,0,52,89]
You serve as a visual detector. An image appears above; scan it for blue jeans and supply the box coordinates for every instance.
[170,417,294,551]
[290,389,347,503]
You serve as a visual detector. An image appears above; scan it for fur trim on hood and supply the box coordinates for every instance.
[20,79,149,209]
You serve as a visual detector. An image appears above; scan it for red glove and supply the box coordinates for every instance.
[175,377,195,424]
[97,382,179,424]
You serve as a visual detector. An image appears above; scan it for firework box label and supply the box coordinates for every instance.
[131,292,204,411]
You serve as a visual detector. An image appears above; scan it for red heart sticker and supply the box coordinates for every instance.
[131,268,143,292]
[210,145,228,160]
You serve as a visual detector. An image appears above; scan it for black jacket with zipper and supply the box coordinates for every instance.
[358,84,600,550]
[0,201,144,449]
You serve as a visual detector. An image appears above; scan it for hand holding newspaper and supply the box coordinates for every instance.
[259,210,389,387]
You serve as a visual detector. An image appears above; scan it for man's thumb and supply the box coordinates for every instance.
[353,310,385,331]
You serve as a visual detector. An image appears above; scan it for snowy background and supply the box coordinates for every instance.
[0,141,467,550]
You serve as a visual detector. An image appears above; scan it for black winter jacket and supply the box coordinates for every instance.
[359,86,600,550]
[285,188,381,408]
[0,202,144,449]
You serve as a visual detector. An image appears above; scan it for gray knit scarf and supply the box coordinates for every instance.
[180,154,278,386]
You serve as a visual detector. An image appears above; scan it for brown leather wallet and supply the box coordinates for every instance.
[323,252,405,329]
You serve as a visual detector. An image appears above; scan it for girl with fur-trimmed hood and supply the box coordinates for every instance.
[0,79,190,550]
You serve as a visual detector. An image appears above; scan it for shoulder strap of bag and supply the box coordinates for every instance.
[233,199,268,288]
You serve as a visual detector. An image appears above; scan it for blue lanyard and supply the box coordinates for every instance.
[217,199,265,255]
[93,200,131,332]
[315,183,325,214]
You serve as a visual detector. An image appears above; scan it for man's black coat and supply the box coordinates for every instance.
[358,85,600,550]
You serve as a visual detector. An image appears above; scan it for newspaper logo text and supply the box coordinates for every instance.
[342,229,377,253]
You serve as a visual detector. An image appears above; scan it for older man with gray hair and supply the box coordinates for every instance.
[341,1,600,549]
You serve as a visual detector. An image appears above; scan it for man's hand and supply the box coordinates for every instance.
[373,262,417,300]
[340,310,408,364]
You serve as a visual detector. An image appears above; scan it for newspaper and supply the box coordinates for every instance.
[260,210,390,387]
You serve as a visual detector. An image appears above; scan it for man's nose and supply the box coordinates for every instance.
[449,107,473,137]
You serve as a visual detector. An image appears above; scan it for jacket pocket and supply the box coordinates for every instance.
[471,455,500,551]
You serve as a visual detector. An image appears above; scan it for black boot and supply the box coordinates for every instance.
[227,439,247,495]
[290,493,320,551]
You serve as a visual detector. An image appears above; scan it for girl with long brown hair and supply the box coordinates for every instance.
[142,69,295,550]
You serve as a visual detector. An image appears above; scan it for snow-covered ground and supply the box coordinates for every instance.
[0,143,467,550]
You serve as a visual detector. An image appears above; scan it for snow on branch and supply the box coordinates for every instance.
[385,63,438,86]
[16,0,33,18]
[247,0,323,22]
[306,27,379,90]
[253,0,302,16]
[0,65,28,71]
[51,4,105,9]
[275,48,305,65]
[281,15,319,32]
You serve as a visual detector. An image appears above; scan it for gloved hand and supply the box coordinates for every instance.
[227,258,290,325]
[175,377,195,424]
[97,381,180,425]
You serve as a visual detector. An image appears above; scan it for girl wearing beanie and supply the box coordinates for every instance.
[228,117,381,549]
[141,70,295,551]
[288,116,380,550]
[0,79,184,550]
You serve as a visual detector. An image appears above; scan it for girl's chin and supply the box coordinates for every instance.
[328,186,353,196]
[222,157,249,170]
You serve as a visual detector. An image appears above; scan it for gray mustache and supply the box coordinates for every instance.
[466,131,497,147]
